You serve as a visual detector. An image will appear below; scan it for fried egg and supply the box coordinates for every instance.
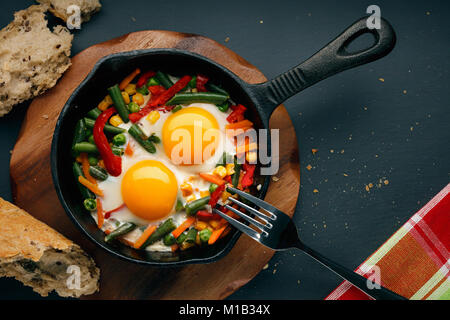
[93,103,235,251]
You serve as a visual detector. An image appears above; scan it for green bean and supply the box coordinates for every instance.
[166,92,229,106]
[209,183,218,193]
[185,196,210,215]
[199,229,212,243]
[71,119,86,156]
[216,152,232,167]
[147,77,160,87]
[72,162,95,200]
[84,118,126,135]
[217,101,230,112]
[140,218,177,248]
[232,161,241,188]
[128,102,140,113]
[176,232,188,244]
[163,233,176,246]
[155,71,173,89]
[149,133,161,144]
[107,84,129,123]
[112,133,126,146]
[88,134,95,144]
[188,75,197,88]
[104,222,136,243]
[175,199,184,212]
[87,107,102,119]
[171,105,182,113]
[73,142,98,154]
[89,166,108,181]
[185,228,198,243]
[73,142,122,156]
[136,85,149,95]
[83,198,97,211]
[206,83,229,97]
[88,156,98,166]
[128,124,156,153]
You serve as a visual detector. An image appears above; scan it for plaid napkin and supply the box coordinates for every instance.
[326,183,450,300]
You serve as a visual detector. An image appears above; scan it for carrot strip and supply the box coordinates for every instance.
[172,216,196,238]
[199,172,226,186]
[78,176,104,196]
[226,127,253,137]
[96,198,104,228]
[208,226,227,245]
[133,225,157,249]
[119,68,141,90]
[225,120,253,130]
[171,244,179,252]
[219,226,232,239]
[80,153,97,184]
[125,142,133,156]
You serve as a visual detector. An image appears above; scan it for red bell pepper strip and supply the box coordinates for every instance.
[93,108,122,176]
[209,183,226,207]
[196,210,222,221]
[136,71,156,88]
[196,74,209,92]
[226,104,247,123]
[104,203,126,219]
[224,175,232,184]
[148,85,166,96]
[129,75,192,123]
[241,164,256,187]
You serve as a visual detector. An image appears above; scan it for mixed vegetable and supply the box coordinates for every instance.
[71,68,258,252]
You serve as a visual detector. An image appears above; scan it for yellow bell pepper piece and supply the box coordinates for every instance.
[146,110,160,124]
[109,114,123,127]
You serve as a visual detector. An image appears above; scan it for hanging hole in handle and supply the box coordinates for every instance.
[338,29,379,56]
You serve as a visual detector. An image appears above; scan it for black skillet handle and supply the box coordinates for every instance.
[248,17,396,117]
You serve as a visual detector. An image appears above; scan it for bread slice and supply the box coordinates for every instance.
[0,5,73,117]
[0,198,99,297]
[37,0,102,24]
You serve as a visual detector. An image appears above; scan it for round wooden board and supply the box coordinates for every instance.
[10,31,300,300]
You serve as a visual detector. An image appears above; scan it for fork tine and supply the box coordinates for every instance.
[224,204,270,232]
[212,208,261,240]
[228,197,273,223]
[226,186,278,218]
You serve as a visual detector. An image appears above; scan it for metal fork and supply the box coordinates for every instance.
[213,186,407,300]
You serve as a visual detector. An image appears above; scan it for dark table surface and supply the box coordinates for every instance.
[0,0,449,300]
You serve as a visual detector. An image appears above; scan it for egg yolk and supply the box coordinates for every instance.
[162,107,219,165]
[121,160,177,221]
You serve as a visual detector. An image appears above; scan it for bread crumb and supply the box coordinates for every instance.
[330,149,334,153]
[224,36,230,43]
[313,189,319,193]
[306,164,312,171]
[271,176,279,182]
[379,78,385,82]
[131,16,136,22]
[384,179,389,185]
[42,114,49,119]
[343,173,348,177]
[368,183,373,188]
[259,20,264,24]
[273,269,277,274]
[365,185,370,192]
[263,263,269,270]
[311,148,318,155]
[403,90,407,94]
[426,11,431,15]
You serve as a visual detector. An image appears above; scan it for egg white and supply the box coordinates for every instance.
[93,102,236,251]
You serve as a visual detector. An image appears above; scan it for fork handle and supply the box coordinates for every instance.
[296,242,407,300]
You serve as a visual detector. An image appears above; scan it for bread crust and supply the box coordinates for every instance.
[37,0,102,23]
[0,198,100,297]
[0,198,72,262]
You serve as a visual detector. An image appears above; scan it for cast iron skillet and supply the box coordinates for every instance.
[52,17,396,266]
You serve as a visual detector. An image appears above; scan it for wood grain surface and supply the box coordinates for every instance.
[10,30,300,299]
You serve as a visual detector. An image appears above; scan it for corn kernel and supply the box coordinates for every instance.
[121,91,130,104]
[180,182,193,197]
[209,220,221,229]
[221,190,232,202]
[98,95,113,111]
[246,151,257,163]
[146,110,160,124]
[186,194,197,203]
[213,165,227,178]
[200,190,210,198]
[225,163,235,176]
[132,92,144,105]
[98,160,105,168]
[195,233,201,245]
[124,83,136,95]
[195,221,208,231]
[109,114,123,127]
[191,88,198,93]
